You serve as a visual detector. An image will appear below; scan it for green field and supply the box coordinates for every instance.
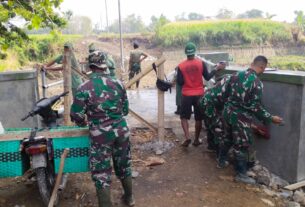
[156,19,292,47]
[0,34,82,72]
[269,56,305,71]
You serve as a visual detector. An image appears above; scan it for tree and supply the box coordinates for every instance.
[63,16,92,35]
[149,14,170,32]
[216,8,234,19]
[265,12,276,20]
[175,12,187,21]
[188,12,205,21]
[237,9,264,19]
[294,10,305,32]
[107,14,147,33]
[0,0,66,52]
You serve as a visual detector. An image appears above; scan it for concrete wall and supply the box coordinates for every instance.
[0,70,39,128]
[221,68,305,182]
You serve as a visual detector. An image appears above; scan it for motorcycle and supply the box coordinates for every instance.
[20,91,68,206]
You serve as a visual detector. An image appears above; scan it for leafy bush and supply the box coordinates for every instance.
[156,19,292,47]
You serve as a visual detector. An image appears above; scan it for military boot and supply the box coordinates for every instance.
[234,155,256,185]
[96,187,112,207]
[216,143,230,169]
[121,176,135,206]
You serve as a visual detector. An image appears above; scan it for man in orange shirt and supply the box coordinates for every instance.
[177,42,225,147]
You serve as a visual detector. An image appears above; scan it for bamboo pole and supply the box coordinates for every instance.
[48,149,69,207]
[157,62,165,141]
[129,109,157,133]
[63,51,72,126]
[124,56,166,88]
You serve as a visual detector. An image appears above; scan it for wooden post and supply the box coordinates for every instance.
[63,51,72,126]
[157,62,165,141]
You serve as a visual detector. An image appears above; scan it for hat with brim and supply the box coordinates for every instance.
[89,63,108,69]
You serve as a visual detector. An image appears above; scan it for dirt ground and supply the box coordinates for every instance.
[0,129,286,207]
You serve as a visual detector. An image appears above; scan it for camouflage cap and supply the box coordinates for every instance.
[89,51,108,69]
[64,42,73,49]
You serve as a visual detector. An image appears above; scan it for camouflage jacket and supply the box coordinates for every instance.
[70,72,129,127]
[224,68,272,124]
[199,75,230,117]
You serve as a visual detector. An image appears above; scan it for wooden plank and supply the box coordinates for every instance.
[63,51,72,126]
[48,149,69,207]
[124,56,166,89]
[129,109,157,134]
[284,181,305,191]
[0,129,89,142]
[157,62,165,141]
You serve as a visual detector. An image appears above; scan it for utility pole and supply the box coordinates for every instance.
[118,0,124,71]
[105,0,109,32]
[100,14,103,31]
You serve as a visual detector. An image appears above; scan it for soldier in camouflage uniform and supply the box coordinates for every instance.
[128,42,148,89]
[199,74,231,168]
[223,56,282,184]
[43,42,83,97]
[82,43,117,78]
[70,51,135,207]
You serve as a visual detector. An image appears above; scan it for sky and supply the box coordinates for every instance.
[59,0,305,27]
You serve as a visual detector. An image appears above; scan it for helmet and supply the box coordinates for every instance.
[88,43,96,53]
[88,51,108,69]
[185,42,196,56]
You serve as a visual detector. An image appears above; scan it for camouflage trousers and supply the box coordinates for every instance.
[200,98,226,147]
[129,65,141,88]
[223,107,256,162]
[89,119,132,190]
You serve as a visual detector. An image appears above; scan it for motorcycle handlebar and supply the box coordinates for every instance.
[21,113,32,121]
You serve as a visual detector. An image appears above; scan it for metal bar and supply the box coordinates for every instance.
[45,80,64,88]
[41,70,47,98]
[105,0,109,32]
[118,0,125,72]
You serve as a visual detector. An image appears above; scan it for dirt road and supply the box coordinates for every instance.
[0,128,284,207]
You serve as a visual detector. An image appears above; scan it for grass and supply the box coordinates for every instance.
[156,19,292,47]
[269,56,305,71]
[0,51,20,72]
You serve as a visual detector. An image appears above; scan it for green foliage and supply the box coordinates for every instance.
[156,19,292,47]
[108,14,147,33]
[188,13,205,21]
[216,8,234,19]
[269,56,305,71]
[0,34,81,71]
[0,0,66,52]
[294,10,305,33]
[237,9,264,19]
[149,14,170,33]
[62,15,92,35]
